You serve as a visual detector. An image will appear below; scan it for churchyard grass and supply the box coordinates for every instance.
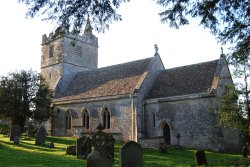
[0,134,249,166]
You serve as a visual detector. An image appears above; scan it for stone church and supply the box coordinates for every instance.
[41,20,241,152]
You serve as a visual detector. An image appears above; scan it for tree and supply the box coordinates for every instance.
[18,0,127,33]
[18,0,249,59]
[156,0,249,63]
[218,52,250,141]
[0,70,53,131]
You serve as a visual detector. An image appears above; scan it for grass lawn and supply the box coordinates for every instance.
[0,134,250,166]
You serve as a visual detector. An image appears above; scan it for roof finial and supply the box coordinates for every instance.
[154,44,159,55]
[221,47,223,55]
[84,15,93,36]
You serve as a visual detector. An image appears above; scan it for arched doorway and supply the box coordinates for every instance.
[163,123,171,145]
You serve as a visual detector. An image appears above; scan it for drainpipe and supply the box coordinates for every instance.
[130,93,137,142]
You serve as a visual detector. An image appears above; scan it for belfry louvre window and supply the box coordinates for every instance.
[103,107,110,129]
[76,46,82,57]
[82,109,89,129]
[65,110,72,130]
[49,45,54,58]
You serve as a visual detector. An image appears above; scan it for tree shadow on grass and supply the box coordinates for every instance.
[0,139,85,167]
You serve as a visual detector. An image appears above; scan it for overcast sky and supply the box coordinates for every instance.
[0,0,225,76]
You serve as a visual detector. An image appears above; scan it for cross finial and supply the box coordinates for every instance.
[154,44,159,54]
[221,47,224,55]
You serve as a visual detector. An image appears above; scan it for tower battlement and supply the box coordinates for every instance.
[42,30,98,47]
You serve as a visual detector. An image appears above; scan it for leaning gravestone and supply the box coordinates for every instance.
[86,123,114,167]
[77,136,92,159]
[10,125,21,141]
[195,150,208,166]
[35,126,47,145]
[120,141,143,167]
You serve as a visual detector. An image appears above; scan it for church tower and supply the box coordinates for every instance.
[40,19,98,90]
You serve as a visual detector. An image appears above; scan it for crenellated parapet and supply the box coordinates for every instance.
[42,30,98,47]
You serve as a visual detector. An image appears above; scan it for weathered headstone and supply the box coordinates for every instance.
[86,123,114,167]
[10,125,21,141]
[120,141,143,167]
[66,145,76,155]
[242,144,248,158]
[77,136,92,159]
[13,136,20,144]
[195,150,208,166]
[159,143,167,153]
[35,126,47,145]
[49,142,54,148]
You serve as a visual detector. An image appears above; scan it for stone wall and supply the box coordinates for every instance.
[144,94,241,152]
[52,97,134,141]
[145,94,220,151]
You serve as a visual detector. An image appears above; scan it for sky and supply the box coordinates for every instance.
[0,0,225,76]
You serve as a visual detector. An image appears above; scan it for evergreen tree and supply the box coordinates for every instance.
[218,53,250,140]
[0,70,53,131]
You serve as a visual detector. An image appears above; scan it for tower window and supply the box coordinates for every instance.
[103,107,111,129]
[76,46,82,57]
[82,109,89,129]
[49,73,52,79]
[49,45,54,58]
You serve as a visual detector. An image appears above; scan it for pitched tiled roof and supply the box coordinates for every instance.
[54,57,152,101]
[146,59,219,99]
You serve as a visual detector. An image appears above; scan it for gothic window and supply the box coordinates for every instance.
[103,107,110,129]
[49,45,54,58]
[82,109,89,129]
[153,113,156,127]
[76,46,82,57]
[65,110,72,130]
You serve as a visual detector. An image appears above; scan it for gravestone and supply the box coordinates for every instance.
[35,126,47,145]
[120,141,143,167]
[66,145,76,155]
[77,136,92,159]
[195,150,208,166]
[242,144,248,158]
[13,136,20,144]
[49,142,54,148]
[86,123,114,167]
[10,125,21,141]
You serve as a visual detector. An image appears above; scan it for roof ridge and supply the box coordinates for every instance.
[79,57,153,73]
[163,59,219,71]
[97,57,153,69]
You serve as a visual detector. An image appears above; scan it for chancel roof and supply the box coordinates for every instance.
[54,57,152,102]
[146,59,219,99]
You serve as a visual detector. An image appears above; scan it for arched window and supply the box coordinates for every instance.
[65,110,72,130]
[82,109,89,129]
[103,107,110,129]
